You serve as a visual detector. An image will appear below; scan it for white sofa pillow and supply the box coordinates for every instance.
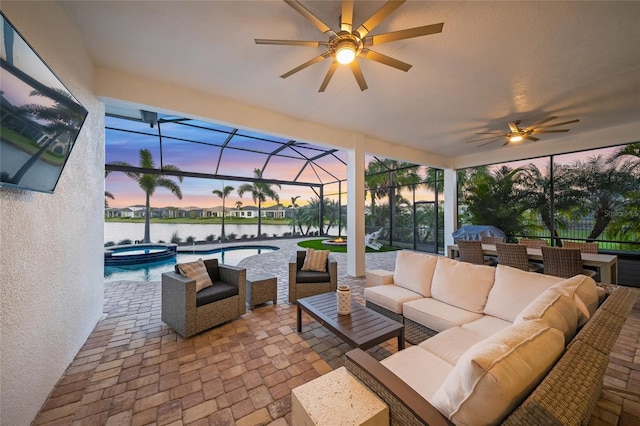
[484,265,563,322]
[514,289,578,344]
[548,275,599,326]
[431,321,564,426]
[392,251,438,297]
[430,257,495,313]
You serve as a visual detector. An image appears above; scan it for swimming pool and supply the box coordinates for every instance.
[104,245,279,282]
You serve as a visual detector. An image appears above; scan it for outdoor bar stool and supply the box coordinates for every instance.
[541,246,596,279]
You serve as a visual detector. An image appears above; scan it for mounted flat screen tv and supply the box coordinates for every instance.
[0,12,88,193]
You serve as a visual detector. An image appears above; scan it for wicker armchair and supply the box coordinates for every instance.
[541,246,597,279]
[496,242,543,272]
[288,250,337,303]
[563,241,599,253]
[457,240,487,265]
[161,258,246,338]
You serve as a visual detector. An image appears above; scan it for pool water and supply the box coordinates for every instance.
[104,246,278,282]
[111,248,167,256]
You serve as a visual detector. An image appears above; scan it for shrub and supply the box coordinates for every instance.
[104,241,115,247]
[206,234,216,242]
[242,234,249,239]
[118,239,132,245]
[186,236,196,244]
[283,232,291,237]
[170,231,182,244]
[228,233,237,240]
[157,240,165,243]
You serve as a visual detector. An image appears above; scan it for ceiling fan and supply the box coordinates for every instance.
[255,0,444,92]
[465,117,580,147]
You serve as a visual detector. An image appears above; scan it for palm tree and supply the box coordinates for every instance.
[570,153,640,241]
[105,170,115,208]
[288,195,300,235]
[109,149,183,243]
[237,169,280,239]
[212,185,234,240]
[458,165,532,239]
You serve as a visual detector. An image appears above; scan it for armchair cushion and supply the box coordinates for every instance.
[177,258,213,292]
[296,270,331,283]
[301,248,330,272]
[195,282,239,307]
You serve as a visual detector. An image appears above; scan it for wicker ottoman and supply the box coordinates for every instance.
[247,273,277,309]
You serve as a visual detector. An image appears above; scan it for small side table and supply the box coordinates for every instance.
[246,273,277,309]
[365,269,394,287]
[292,367,389,426]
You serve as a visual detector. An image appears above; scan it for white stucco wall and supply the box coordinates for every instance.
[0,3,104,425]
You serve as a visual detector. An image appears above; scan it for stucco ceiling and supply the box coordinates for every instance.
[62,1,640,160]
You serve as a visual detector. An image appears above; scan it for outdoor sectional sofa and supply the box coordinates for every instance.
[355,250,638,425]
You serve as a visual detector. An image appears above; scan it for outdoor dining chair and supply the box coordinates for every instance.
[457,240,489,265]
[480,235,505,245]
[541,246,597,279]
[563,241,599,253]
[519,238,549,248]
[495,242,544,272]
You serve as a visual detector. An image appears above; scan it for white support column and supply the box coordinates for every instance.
[443,168,458,249]
[347,136,366,277]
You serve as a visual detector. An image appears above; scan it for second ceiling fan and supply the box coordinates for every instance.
[466,117,580,147]
[255,0,444,92]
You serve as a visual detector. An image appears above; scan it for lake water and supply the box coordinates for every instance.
[104,222,299,244]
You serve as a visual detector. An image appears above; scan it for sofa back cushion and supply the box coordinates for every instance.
[548,274,599,326]
[484,265,563,322]
[430,257,495,313]
[393,251,438,297]
[431,321,564,425]
[514,289,579,343]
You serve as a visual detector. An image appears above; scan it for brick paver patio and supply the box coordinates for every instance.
[32,238,640,425]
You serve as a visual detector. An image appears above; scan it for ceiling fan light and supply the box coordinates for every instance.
[509,135,523,143]
[335,43,356,64]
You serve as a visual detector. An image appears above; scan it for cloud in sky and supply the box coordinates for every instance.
[105,115,350,208]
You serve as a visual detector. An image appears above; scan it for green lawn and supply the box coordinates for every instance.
[297,238,399,253]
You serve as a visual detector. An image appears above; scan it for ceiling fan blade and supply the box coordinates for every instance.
[360,49,412,72]
[531,119,580,129]
[280,52,330,79]
[366,22,444,46]
[466,135,506,143]
[507,121,520,133]
[478,138,502,147]
[531,129,571,134]
[341,0,354,32]
[523,135,540,142]
[349,60,368,91]
[355,0,406,38]
[527,116,557,128]
[475,132,505,135]
[255,39,328,47]
[319,61,339,92]
[284,0,337,37]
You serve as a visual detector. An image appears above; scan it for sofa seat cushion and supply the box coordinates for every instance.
[381,346,454,400]
[431,257,495,314]
[461,315,512,338]
[296,270,331,283]
[393,251,439,297]
[418,327,486,365]
[196,281,238,307]
[403,298,484,333]
[364,285,423,314]
[431,321,565,425]
[484,265,563,322]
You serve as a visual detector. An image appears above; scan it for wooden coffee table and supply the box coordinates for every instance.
[296,292,405,350]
